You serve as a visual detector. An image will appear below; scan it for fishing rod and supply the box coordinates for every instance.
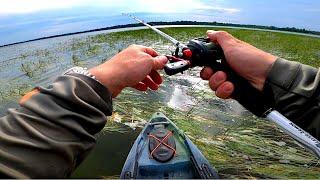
[122,13,187,51]
[124,14,320,158]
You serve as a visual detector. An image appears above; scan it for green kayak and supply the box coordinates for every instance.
[120,112,219,179]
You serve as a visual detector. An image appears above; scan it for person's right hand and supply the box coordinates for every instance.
[200,30,277,99]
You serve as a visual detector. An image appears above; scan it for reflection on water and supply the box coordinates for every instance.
[168,85,195,111]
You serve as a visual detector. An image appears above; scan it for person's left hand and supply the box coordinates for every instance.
[89,45,168,97]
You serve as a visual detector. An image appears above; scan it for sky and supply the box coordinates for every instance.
[0,0,319,45]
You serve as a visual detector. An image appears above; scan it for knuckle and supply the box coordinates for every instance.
[215,88,227,99]
[216,31,229,37]
[140,52,152,58]
[209,80,217,91]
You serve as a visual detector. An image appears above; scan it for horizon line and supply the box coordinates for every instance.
[1,21,319,48]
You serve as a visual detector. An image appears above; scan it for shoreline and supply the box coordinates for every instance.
[1,24,319,48]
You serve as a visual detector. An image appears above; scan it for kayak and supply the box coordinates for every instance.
[120,112,219,179]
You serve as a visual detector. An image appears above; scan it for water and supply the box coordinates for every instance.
[0,27,319,178]
[168,85,195,110]
[71,123,141,178]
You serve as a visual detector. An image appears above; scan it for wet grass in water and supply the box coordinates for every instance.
[1,27,320,178]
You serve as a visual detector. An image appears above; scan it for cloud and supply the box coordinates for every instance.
[194,6,241,14]
[0,0,240,15]
[131,0,240,14]
[0,0,87,14]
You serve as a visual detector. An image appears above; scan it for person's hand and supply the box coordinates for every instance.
[200,30,277,99]
[89,45,168,97]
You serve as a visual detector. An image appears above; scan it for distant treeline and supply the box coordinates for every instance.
[148,21,320,36]
[1,21,319,47]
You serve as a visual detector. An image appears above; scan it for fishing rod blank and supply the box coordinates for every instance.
[123,13,187,50]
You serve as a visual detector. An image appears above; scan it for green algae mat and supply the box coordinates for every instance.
[0,27,320,178]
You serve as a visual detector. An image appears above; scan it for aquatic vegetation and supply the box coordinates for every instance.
[0,83,33,102]
[19,53,28,59]
[72,54,82,66]
[20,60,48,78]
[1,27,320,178]
[85,44,101,56]
[71,38,87,51]
[167,108,320,179]
[100,121,131,135]
[20,63,34,77]
[33,49,50,57]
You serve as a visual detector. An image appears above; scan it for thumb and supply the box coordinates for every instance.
[152,55,168,70]
[207,30,234,49]
[207,30,219,42]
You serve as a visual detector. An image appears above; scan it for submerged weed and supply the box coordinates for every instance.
[72,54,81,66]
[86,44,101,56]
[20,60,47,78]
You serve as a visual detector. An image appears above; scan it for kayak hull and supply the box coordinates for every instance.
[120,112,219,179]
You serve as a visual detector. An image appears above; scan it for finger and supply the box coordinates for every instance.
[152,55,168,70]
[142,76,159,90]
[215,81,234,99]
[208,71,227,91]
[149,70,163,84]
[206,30,237,49]
[206,30,232,42]
[200,67,214,80]
[132,82,148,91]
[143,47,159,57]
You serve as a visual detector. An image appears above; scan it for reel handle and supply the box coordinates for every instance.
[164,61,190,75]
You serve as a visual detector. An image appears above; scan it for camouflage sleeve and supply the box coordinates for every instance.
[264,58,320,140]
[0,74,112,178]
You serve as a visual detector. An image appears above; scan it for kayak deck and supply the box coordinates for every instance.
[120,112,219,179]
[137,137,195,178]
[137,114,195,178]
